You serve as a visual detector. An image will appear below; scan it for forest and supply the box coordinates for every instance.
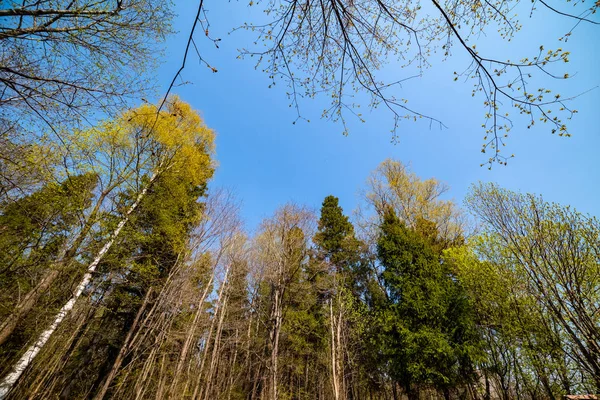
[1,100,598,399]
[1,0,599,399]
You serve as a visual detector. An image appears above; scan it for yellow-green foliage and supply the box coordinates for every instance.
[65,97,215,188]
[124,98,216,185]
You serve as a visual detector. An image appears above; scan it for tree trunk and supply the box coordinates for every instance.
[330,299,340,400]
[93,288,153,400]
[202,266,230,400]
[268,283,283,400]
[226,327,239,400]
[0,269,59,346]
[169,269,215,397]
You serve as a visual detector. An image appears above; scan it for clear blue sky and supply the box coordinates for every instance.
[155,2,600,231]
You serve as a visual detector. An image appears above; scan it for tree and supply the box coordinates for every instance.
[314,196,364,275]
[360,159,466,246]
[0,128,57,203]
[446,238,580,399]
[465,182,600,393]
[177,0,599,165]
[0,97,215,399]
[0,173,98,348]
[92,188,244,400]
[0,0,172,137]
[313,195,367,400]
[375,208,481,398]
[253,204,315,400]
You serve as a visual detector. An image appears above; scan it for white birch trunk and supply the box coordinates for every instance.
[0,172,158,399]
[330,299,340,400]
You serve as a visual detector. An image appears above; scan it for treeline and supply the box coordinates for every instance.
[0,101,599,400]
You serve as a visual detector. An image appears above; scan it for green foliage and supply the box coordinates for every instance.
[375,209,481,394]
[314,196,355,263]
[453,182,600,395]
[0,173,98,311]
[1,114,597,400]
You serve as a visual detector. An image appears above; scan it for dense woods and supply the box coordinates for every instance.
[1,0,598,399]
[1,116,598,398]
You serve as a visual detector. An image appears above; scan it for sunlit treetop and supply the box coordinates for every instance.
[55,97,215,191]
[124,99,216,186]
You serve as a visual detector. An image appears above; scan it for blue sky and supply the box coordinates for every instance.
[155,1,600,231]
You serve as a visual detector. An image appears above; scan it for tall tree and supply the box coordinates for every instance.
[375,208,481,398]
[253,204,315,400]
[313,195,366,400]
[0,98,215,398]
[0,173,98,348]
[465,182,600,393]
[446,238,580,399]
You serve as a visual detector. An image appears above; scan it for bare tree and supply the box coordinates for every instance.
[0,0,172,137]
[174,0,598,165]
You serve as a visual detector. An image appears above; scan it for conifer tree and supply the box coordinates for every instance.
[376,209,480,398]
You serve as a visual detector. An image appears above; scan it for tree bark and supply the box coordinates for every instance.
[202,266,231,400]
[330,299,340,400]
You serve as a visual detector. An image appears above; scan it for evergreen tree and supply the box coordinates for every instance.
[376,209,480,398]
[0,173,98,359]
[313,195,375,400]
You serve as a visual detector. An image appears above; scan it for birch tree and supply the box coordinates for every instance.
[0,173,98,350]
[0,98,215,399]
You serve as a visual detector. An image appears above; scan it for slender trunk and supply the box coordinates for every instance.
[0,172,158,399]
[304,355,309,393]
[269,284,282,400]
[330,299,340,400]
[134,345,159,400]
[484,371,491,400]
[155,353,168,400]
[202,267,230,400]
[244,313,254,397]
[132,310,174,400]
[169,270,215,397]
[191,290,222,400]
[226,328,239,400]
[93,288,153,400]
